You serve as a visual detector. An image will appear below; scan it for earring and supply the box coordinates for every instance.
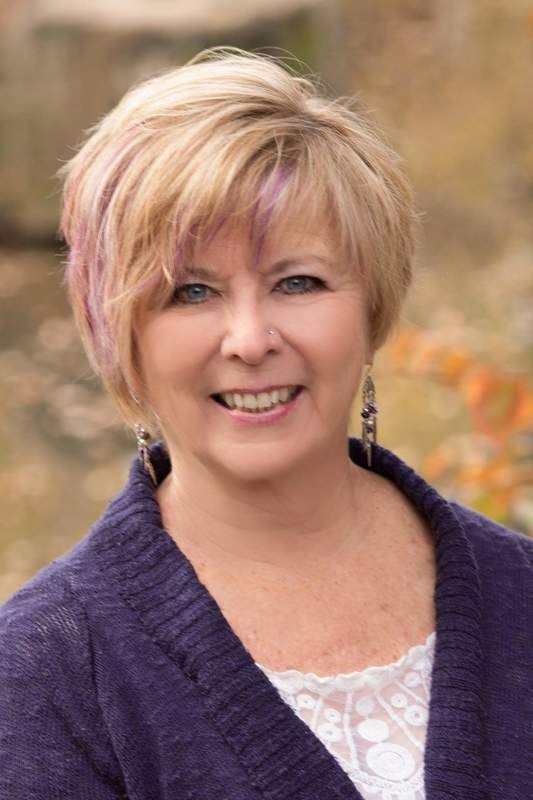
[135,423,157,486]
[361,371,378,468]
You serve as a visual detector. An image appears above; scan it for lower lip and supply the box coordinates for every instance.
[210,388,305,426]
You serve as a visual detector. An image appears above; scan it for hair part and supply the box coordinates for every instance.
[59,46,419,431]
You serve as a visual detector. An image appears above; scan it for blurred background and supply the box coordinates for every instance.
[1,0,532,603]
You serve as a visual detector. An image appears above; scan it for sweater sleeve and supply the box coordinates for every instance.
[0,564,127,800]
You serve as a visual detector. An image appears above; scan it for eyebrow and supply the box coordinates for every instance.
[182,255,333,280]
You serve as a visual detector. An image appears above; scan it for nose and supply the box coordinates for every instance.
[220,305,281,365]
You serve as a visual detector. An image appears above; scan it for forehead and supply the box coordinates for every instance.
[189,213,342,273]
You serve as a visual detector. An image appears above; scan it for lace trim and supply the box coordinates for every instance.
[255,630,436,692]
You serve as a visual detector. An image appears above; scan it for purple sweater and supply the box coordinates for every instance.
[1,437,532,800]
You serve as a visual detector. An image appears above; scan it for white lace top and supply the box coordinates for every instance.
[255,631,436,800]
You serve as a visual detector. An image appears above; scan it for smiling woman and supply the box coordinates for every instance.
[1,46,532,800]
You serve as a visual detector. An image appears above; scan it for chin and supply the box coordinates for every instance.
[207,439,307,484]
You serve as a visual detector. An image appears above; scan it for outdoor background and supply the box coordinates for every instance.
[1,0,532,603]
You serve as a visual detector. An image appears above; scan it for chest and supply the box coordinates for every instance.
[197,529,437,675]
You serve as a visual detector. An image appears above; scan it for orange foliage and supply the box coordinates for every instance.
[387,326,532,529]
[463,370,532,443]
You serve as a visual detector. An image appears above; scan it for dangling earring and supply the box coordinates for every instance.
[361,370,378,468]
[135,423,157,486]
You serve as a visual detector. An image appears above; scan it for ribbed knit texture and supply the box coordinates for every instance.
[1,437,532,800]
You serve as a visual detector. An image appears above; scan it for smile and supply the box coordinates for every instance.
[210,386,305,426]
[212,385,302,412]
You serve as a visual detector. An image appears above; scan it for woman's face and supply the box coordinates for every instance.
[135,215,373,482]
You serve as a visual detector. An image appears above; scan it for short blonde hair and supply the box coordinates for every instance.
[59,46,418,430]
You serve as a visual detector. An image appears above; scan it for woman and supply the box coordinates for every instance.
[0,47,531,800]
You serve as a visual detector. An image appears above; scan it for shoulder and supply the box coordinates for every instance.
[0,542,122,754]
[0,557,92,678]
[0,550,127,795]
[451,501,533,568]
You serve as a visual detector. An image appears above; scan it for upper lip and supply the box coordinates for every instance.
[212,384,302,396]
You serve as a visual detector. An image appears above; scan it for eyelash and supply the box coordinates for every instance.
[170,275,327,306]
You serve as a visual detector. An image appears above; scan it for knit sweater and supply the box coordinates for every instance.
[1,437,532,800]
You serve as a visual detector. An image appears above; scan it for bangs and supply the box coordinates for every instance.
[138,144,365,313]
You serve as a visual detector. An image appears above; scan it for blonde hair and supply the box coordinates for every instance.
[59,46,418,430]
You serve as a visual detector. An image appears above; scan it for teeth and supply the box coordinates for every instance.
[243,394,258,410]
[221,385,299,412]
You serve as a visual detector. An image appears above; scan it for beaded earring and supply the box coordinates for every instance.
[361,371,378,468]
[135,424,157,486]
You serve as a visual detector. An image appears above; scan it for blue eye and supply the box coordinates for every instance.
[278,276,325,295]
[171,283,213,304]
[170,275,326,306]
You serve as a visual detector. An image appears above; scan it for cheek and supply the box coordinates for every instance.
[308,297,368,369]
[137,316,206,395]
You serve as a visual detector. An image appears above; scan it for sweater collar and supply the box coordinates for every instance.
[95,437,489,800]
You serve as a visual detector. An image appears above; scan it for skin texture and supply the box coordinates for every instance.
[135,214,436,674]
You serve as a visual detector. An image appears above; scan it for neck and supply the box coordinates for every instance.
[156,438,379,581]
